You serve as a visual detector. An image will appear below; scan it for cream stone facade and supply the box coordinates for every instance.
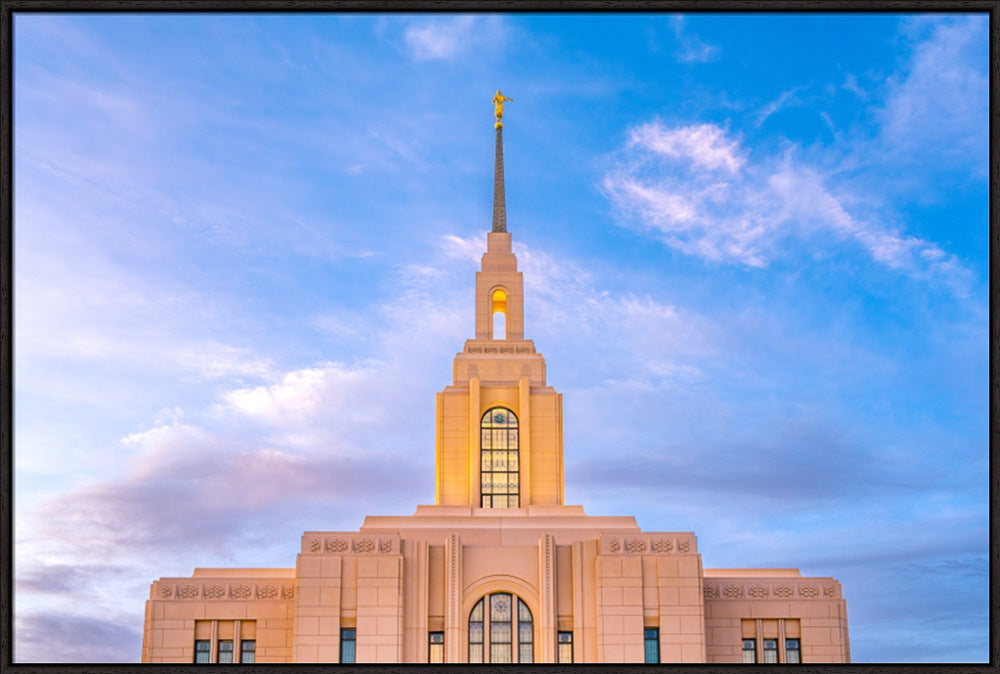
[141,119,850,665]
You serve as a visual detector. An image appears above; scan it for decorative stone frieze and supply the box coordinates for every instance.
[624,537,647,553]
[326,538,349,553]
[722,584,745,599]
[177,584,201,599]
[650,538,673,553]
[204,584,226,599]
[600,534,697,555]
[300,533,400,554]
[774,584,794,598]
[799,584,820,598]
[702,581,840,600]
[153,581,294,601]
[466,345,535,354]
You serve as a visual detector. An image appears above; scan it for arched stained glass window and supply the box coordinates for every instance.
[468,593,533,663]
[480,407,519,508]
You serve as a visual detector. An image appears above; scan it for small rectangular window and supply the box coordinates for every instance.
[217,640,234,664]
[194,640,211,663]
[643,628,659,663]
[763,638,779,664]
[557,631,573,663]
[428,632,444,663]
[240,640,256,663]
[786,638,801,663]
[340,629,356,663]
[742,638,757,663]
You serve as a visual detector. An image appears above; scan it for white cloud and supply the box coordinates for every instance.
[603,120,970,286]
[755,86,805,127]
[878,15,987,172]
[628,121,743,173]
[403,15,505,61]
[670,15,720,63]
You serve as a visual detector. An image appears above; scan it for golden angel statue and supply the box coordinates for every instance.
[492,90,513,127]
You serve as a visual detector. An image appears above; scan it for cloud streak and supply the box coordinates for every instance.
[602,119,969,289]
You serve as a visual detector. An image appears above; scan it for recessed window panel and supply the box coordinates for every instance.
[217,640,233,664]
[643,628,659,663]
[468,593,533,663]
[480,408,519,508]
[194,640,210,664]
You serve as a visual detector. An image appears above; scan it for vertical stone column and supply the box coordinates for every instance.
[518,377,532,506]
[357,553,404,662]
[538,534,556,662]
[445,534,463,663]
[655,541,706,662]
[468,377,480,508]
[292,548,342,662]
[402,539,430,662]
[572,539,599,662]
[596,549,645,662]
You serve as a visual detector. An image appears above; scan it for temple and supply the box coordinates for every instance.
[140,97,850,664]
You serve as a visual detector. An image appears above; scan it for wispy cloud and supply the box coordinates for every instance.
[670,16,720,63]
[602,119,970,290]
[877,15,987,173]
[403,15,505,61]
[755,86,806,127]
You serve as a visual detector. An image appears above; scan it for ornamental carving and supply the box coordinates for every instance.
[722,584,744,599]
[257,585,278,600]
[178,585,201,599]
[774,584,794,598]
[824,584,838,597]
[354,538,375,553]
[608,538,621,553]
[308,538,322,552]
[326,538,349,553]
[748,584,769,599]
[231,584,251,600]
[159,585,173,599]
[799,584,819,598]
[204,584,226,599]
[379,538,392,553]
[650,538,673,553]
[678,538,691,553]
[703,584,720,599]
[625,538,647,553]
[281,585,295,600]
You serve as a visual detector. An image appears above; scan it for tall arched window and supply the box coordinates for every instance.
[480,407,519,508]
[468,593,533,663]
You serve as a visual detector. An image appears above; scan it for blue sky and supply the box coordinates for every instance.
[12,12,987,663]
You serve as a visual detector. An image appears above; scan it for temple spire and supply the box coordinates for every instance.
[492,125,506,233]
[491,90,512,233]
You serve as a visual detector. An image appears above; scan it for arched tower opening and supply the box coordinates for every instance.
[491,288,507,340]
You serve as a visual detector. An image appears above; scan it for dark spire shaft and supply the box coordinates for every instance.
[492,125,506,233]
